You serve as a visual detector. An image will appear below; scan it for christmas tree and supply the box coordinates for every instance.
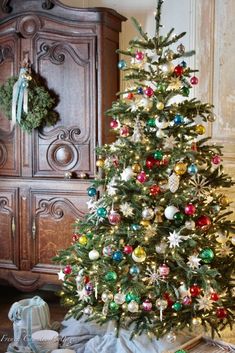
[55,0,235,340]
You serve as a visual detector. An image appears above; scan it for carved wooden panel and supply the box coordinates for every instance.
[0,34,21,176]
[30,189,89,273]
[33,35,96,178]
[0,188,19,269]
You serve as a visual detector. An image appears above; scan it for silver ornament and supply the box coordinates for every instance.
[156,299,168,310]
[83,305,93,315]
[177,43,185,54]
[88,249,100,261]
[142,207,155,220]
[207,113,216,122]
[114,293,125,305]
[166,331,177,343]
[101,290,113,302]
[128,300,139,313]
[160,62,174,74]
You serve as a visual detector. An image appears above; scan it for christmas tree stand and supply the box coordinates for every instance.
[59,316,195,353]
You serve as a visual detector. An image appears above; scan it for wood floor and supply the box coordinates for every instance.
[0,284,67,353]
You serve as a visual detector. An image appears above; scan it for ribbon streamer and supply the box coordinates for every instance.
[11,67,30,127]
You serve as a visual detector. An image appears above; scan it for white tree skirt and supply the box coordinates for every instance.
[60,316,194,353]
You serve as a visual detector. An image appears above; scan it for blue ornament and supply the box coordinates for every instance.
[180,60,187,68]
[174,114,184,125]
[118,59,127,70]
[137,87,144,94]
[187,163,198,175]
[97,207,107,218]
[129,265,140,276]
[85,282,93,294]
[112,250,123,262]
[131,224,141,231]
[87,187,97,197]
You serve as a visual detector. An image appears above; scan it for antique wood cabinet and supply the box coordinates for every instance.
[0,0,125,291]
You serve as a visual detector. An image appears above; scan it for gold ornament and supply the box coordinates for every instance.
[174,162,187,175]
[96,159,105,168]
[164,49,174,61]
[132,163,141,173]
[192,317,202,326]
[133,246,146,257]
[140,220,151,227]
[219,195,229,207]
[79,235,88,245]
[207,113,216,122]
[195,124,206,135]
[156,102,165,110]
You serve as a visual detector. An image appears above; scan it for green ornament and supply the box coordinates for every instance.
[172,301,182,311]
[173,212,185,224]
[199,248,214,263]
[182,86,190,97]
[97,207,107,218]
[109,301,119,311]
[175,350,187,353]
[147,118,156,127]
[125,292,140,303]
[105,271,117,282]
[86,232,93,239]
[153,150,163,160]
[157,83,166,92]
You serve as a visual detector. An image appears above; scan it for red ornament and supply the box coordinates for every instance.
[120,125,130,137]
[135,51,145,61]
[155,160,161,167]
[108,211,121,225]
[146,156,155,169]
[210,292,220,301]
[137,171,148,183]
[216,307,228,319]
[163,292,174,308]
[127,92,134,100]
[160,158,169,166]
[84,275,90,284]
[195,215,212,231]
[174,65,184,76]
[190,284,201,297]
[110,119,119,129]
[184,203,196,216]
[212,155,221,165]
[142,299,152,311]
[159,264,170,277]
[150,184,161,196]
[63,265,72,275]
[72,234,79,242]
[190,76,199,85]
[144,86,154,97]
[191,142,198,151]
[123,245,133,255]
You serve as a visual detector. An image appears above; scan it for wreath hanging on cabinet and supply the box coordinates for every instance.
[0,66,59,133]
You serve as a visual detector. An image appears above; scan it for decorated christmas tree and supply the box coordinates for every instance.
[55,0,235,341]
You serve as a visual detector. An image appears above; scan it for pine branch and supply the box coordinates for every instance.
[131,16,149,41]
[155,0,164,37]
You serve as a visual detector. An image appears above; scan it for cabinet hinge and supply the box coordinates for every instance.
[32,219,36,240]
[11,216,15,238]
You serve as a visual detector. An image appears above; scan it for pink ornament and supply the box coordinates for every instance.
[108,211,121,225]
[190,76,199,85]
[123,245,133,255]
[137,171,148,183]
[159,264,170,277]
[212,155,221,165]
[135,51,145,61]
[110,119,119,129]
[183,296,192,305]
[144,86,154,97]
[184,203,196,216]
[63,265,72,275]
[120,125,130,137]
[142,299,152,311]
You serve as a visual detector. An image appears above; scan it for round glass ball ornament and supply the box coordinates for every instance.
[137,171,148,183]
[109,301,119,311]
[160,62,174,74]
[142,299,152,312]
[97,207,107,218]
[132,246,146,263]
[190,284,201,297]
[172,302,182,311]
[129,265,140,276]
[155,299,168,310]
[174,114,184,125]
[110,119,119,129]
[85,282,93,295]
[142,207,155,220]
[184,203,196,216]
[190,76,199,85]
[123,245,133,255]
[103,245,114,257]
[131,224,141,231]
[88,249,100,261]
[156,102,165,110]
[120,125,130,137]
[195,215,212,230]
[87,187,97,197]
[101,290,114,302]
[216,307,228,319]
[114,293,125,305]
[144,86,154,97]
[83,305,93,315]
[128,300,139,313]
[195,124,206,135]
[174,65,184,76]
[187,163,198,175]
[199,248,214,263]
[63,265,72,275]
[105,271,117,282]
[108,211,121,225]
[146,156,156,169]
[174,161,187,175]
[159,264,170,277]
[150,184,161,196]
[112,250,123,262]
[166,331,177,343]
[210,292,219,301]
[173,212,185,224]
[182,296,192,305]
[164,205,179,220]
[212,155,221,165]
[192,317,202,326]
[118,59,127,70]
[135,51,145,61]
[78,235,88,245]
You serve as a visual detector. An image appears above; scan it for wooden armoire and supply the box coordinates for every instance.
[0,0,125,291]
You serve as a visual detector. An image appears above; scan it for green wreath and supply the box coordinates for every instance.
[0,74,59,133]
